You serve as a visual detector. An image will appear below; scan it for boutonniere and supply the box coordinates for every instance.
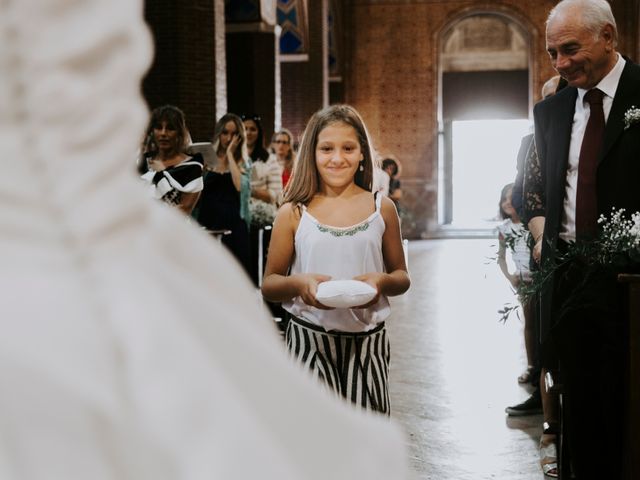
[623,106,640,130]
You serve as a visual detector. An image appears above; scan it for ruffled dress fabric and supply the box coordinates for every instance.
[0,1,408,479]
[140,153,204,206]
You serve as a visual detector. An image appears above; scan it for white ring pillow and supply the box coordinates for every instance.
[316,280,377,308]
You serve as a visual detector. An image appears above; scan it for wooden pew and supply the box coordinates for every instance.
[618,274,640,480]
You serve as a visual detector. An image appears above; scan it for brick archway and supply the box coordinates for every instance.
[434,7,536,229]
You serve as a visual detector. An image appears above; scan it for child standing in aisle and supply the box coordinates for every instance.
[497,183,536,385]
[498,183,558,476]
[261,105,410,414]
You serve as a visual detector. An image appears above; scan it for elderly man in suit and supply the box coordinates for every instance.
[524,0,640,477]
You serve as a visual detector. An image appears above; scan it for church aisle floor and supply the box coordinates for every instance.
[388,239,547,480]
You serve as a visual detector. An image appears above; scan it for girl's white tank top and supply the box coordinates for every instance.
[283,193,391,333]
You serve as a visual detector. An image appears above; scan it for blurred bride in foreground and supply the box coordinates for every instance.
[0,0,408,478]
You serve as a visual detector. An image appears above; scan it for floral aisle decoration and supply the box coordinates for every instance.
[498,208,640,322]
[494,225,531,323]
[249,198,277,228]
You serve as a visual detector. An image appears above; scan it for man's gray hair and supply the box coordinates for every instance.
[548,0,617,44]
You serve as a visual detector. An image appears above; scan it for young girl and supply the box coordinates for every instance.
[261,105,410,414]
[498,183,559,476]
[497,183,535,383]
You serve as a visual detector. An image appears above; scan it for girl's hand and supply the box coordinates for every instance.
[227,134,240,157]
[351,272,384,308]
[294,273,334,309]
[509,274,520,289]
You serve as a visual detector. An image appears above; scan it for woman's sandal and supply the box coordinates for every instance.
[517,365,535,384]
[539,434,558,478]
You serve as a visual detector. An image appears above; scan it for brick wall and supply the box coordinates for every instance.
[611,0,640,61]
[345,1,552,237]
[280,0,327,143]
[345,0,639,238]
[226,30,277,142]
[142,1,216,143]
[142,0,638,236]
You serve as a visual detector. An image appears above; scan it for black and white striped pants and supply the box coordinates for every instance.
[286,316,391,415]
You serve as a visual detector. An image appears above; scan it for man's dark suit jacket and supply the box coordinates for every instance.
[532,60,640,331]
[530,60,640,478]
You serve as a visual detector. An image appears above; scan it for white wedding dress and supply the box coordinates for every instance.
[0,1,408,479]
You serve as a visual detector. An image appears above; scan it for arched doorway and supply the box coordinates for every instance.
[437,12,531,233]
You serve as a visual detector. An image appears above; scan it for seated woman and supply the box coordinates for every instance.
[139,105,203,215]
[195,113,252,276]
[242,114,282,285]
[243,114,282,214]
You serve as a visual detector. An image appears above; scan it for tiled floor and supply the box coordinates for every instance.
[387,239,547,480]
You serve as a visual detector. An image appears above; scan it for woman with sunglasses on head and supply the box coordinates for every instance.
[242,114,283,285]
[243,114,283,207]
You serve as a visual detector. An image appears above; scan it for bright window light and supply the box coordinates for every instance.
[451,119,531,228]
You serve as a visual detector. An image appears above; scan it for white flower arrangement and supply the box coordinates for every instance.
[249,198,277,227]
[535,207,640,283]
[499,207,640,322]
[623,106,640,130]
[597,208,640,260]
